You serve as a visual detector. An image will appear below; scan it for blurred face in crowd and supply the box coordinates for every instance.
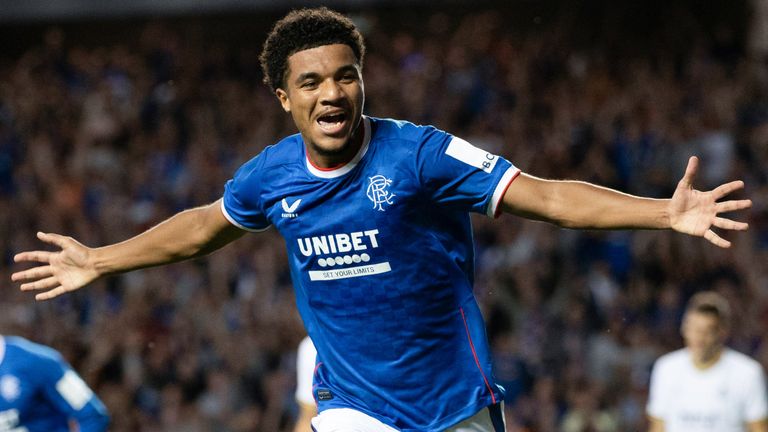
[276,43,365,168]
[682,310,727,368]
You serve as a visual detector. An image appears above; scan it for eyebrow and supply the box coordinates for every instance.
[294,64,359,84]
[295,72,320,83]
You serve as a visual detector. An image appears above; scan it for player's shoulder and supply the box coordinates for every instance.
[4,336,63,366]
[653,348,689,371]
[369,116,447,145]
[722,348,764,373]
[237,134,303,174]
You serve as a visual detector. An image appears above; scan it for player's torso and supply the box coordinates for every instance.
[261,119,474,324]
[665,354,752,432]
[0,347,66,432]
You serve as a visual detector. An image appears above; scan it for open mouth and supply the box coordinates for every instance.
[317,112,348,135]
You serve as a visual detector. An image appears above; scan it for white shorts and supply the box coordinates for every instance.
[310,403,505,432]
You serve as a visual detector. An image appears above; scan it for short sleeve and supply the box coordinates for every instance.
[744,363,768,422]
[415,126,519,218]
[646,359,669,420]
[222,154,271,232]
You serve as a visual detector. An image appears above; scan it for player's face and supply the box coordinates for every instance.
[682,311,726,365]
[276,44,365,168]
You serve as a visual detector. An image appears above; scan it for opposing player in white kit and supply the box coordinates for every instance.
[647,292,768,432]
[294,336,317,432]
[12,7,752,432]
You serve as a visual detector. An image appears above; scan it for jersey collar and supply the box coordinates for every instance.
[305,116,371,179]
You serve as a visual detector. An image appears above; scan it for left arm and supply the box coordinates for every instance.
[501,156,751,248]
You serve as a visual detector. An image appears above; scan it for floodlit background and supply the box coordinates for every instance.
[1,0,767,430]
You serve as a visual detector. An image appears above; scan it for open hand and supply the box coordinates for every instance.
[669,156,752,248]
[11,232,99,300]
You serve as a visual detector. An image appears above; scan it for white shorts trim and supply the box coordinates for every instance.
[311,408,398,432]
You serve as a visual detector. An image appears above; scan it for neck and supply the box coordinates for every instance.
[306,118,365,169]
[691,348,724,370]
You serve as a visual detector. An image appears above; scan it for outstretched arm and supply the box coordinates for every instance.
[11,199,245,300]
[501,156,751,247]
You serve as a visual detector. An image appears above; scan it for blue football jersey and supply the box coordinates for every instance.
[223,116,519,430]
[0,336,109,432]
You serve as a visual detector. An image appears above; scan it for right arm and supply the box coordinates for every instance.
[12,199,245,300]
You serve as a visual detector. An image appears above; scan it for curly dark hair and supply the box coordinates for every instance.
[259,7,366,92]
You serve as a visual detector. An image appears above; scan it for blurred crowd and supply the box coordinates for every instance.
[1,1,767,431]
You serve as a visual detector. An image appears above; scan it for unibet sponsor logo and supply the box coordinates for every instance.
[297,229,380,257]
[298,230,391,281]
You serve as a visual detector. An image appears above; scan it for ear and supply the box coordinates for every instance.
[276,88,291,113]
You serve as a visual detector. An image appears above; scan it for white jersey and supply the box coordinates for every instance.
[296,336,318,406]
[647,348,768,431]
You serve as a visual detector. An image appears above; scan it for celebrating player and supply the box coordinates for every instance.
[0,335,109,432]
[647,292,768,432]
[12,7,751,431]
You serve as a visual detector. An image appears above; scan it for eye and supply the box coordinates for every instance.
[339,72,358,83]
[301,81,318,89]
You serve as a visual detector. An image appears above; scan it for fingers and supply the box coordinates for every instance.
[35,286,70,301]
[715,199,752,214]
[37,232,72,249]
[13,232,72,263]
[712,180,745,199]
[13,251,54,264]
[19,276,60,292]
[679,156,699,189]
[703,229,731,248]
[712,217,749,231]
[11,265,53,282]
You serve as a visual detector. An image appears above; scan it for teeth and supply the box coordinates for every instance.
[318,114,345,124]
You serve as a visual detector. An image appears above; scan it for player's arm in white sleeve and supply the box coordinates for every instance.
[745,363,768,432]
[12,198,245,300]
[501,156,751,248]
[293,336,317,432]
[646,359,668,432]
[40,359,110,432]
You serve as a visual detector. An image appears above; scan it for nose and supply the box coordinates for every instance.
[319,79,344,104]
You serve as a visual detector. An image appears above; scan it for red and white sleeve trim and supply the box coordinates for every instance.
[486,167,521,218]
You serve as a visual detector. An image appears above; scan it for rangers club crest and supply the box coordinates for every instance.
[367,175,395,211]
